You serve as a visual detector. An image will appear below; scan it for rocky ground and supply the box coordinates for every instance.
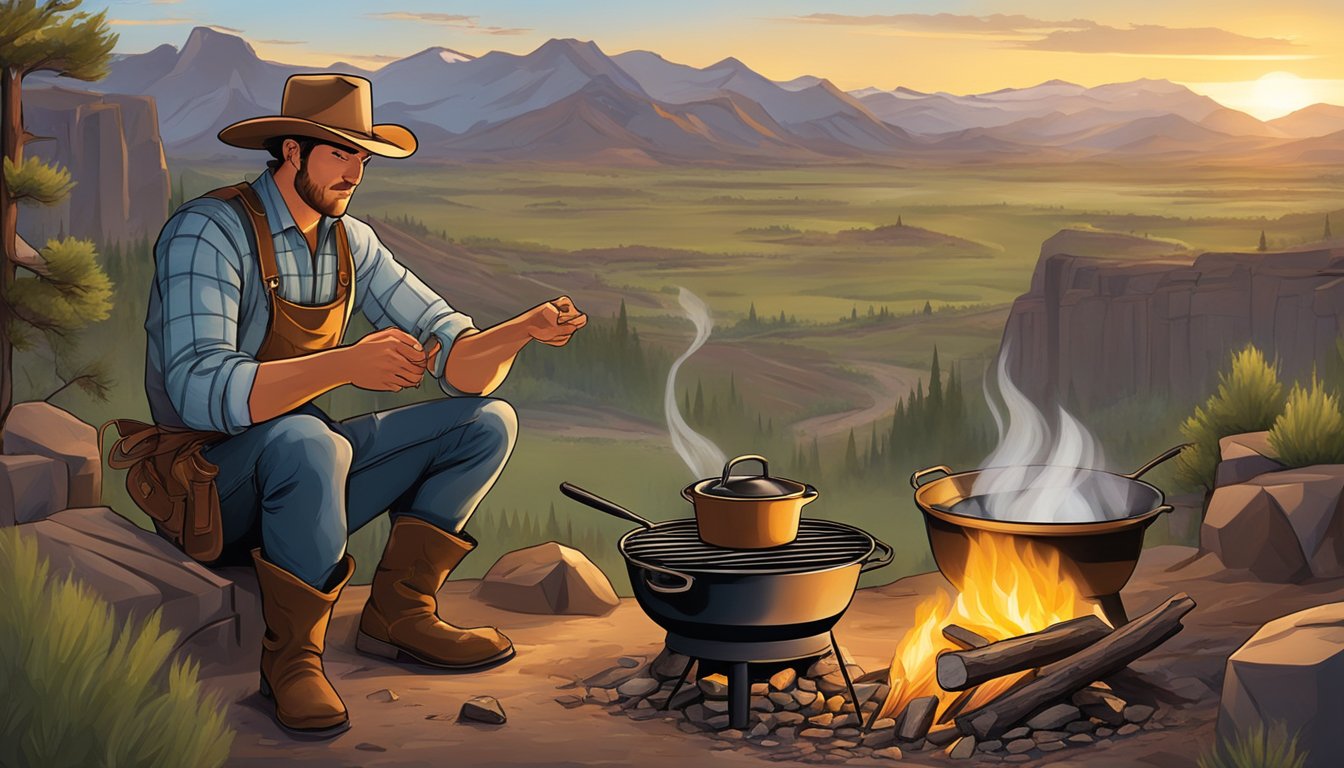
[213,544,1344,767]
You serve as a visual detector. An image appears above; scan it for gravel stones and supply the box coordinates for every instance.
[947,736,977,760]
[699,674,729,698]
[617,677,659,698]
[1124,704,1155,723]
[1026,704,1081,730]
[460,696,506,725]
[770,668,798,691]
[1005,739,1035,754]
[894,696,938,741]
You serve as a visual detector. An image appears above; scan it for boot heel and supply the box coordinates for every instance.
[259,674,273,699]
[356,630,402,661]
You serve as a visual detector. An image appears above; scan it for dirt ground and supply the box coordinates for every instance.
[213,545,1344,767]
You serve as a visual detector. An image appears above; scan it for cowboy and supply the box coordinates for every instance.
[143,74,586,735]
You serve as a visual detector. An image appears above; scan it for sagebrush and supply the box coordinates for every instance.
[1198,722,1308,768]
[1176,345,1285,491]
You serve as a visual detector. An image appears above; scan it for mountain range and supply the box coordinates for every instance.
[32,27,1344,166]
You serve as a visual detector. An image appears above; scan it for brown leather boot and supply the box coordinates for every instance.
[253,550,353,736]
[357,517,515,670]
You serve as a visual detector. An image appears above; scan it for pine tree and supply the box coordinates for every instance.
[1258,230,1267,251]
[778,309,786,325]
[0,1,118,433]
[616,299,629,342]
[929,346,944,413]
[844,429,859,478]
[923,300,933,316]
[747,302,757,326]
[897,215,903,227]
[1326,215,1334,241]
[693,379,705,423]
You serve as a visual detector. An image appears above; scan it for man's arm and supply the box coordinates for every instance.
[438,297,586,396]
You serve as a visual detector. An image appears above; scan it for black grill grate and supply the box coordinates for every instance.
[621,519,874,574]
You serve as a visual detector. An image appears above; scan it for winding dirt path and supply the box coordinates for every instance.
[790,361,923,443]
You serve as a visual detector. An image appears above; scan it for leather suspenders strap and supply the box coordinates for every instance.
[204,182,281,293]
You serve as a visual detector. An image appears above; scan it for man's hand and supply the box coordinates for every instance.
[526,296,588,346]
[344,327,428,392]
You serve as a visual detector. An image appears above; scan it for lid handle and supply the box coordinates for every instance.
[719,454,769,488]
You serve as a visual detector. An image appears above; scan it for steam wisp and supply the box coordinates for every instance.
[664,288,726,480]
[970,343,1130,523]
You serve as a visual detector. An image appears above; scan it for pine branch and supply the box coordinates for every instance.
[4,156,74,205]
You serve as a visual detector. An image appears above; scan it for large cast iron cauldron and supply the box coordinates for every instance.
[909,445,1186,627]
[560,483,893,661]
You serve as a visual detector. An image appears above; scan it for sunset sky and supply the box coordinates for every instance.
[102,0,1344,119]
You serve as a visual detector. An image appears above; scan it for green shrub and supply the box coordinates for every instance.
[0,529,234,768]
[1198,723,1308,768]
[1176,345,1285,491]
[1269,374,1344,467]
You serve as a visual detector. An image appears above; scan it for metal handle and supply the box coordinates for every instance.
[1124,444,1191,480]
[641,562,695,594]
[861,537,894,573]
[720,454,769,487]
[911,465,953,489]
[559,482,656,530]
[801,484,819,504]
[1153,505,1173,516]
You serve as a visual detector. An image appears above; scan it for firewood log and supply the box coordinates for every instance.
[937,615,1112,691]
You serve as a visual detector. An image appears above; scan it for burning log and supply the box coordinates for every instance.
[954,593,1195,740]
[936,615,1112,691]
[942,624,990,650]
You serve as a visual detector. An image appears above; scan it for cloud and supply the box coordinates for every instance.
[205,24,243,34]
[256,39,306,46]
[367,10,530,35]
[1022,24,1298,56]
[783,13,1302,57]
[108,17,194,26]
[786,13,1094,37]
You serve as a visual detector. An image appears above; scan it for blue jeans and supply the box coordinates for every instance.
[203,397,517,588]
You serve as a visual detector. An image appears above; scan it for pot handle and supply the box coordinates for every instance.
[911,465,953,489]
[802,484,819,503]
[721,454,769,486]
[641,562,695,595]
[861,537,894,573]
[1124,444,1192,480]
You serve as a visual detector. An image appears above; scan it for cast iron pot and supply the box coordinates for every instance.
[681,454,819,549]
[560,483,892,656]
[909,444,1186,626]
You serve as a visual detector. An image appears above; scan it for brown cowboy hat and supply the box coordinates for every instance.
[218,74,417,158]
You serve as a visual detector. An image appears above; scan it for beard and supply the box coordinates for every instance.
[296,163,353,218]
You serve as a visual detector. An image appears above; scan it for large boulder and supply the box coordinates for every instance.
[25,506,260,664]
[1215,432,1285,489]
[0,454,67,526]
[1201,465,1344,581]
[2,402,101,507]
[1217,602,1344,768]
[472,542,619,616]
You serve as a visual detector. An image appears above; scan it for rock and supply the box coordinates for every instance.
[1038,741,1067,752]
[355,743,386,752]
[366,688,399,702]
[808,657,840,678]
[1124,704,1155,723]
[775,712,806,727]
[895,696,938,742]
[926,726,960,747]
[699,674,729,698]
[1026,704,1081,730]
[1005,739,1035,754]
[800,728,833,740]
[1096,727,1114,738]
[650,647,690,680]
[27,506,255,662]
[770,668,798,691]
[617,655,644,669]
[852,683,880,707]
[0,455,66,526]
[459,696,506,725]
[1218,602,1344,768]
[798,677,818,693]
[1117,723,1141,736]
[587,688,620,705]
[862,729,897,749]
[1066,720,1096,734]
[824,695,845,714]
[872,746,903,760]
[703,699,729,715]
[555,695,584,709]
[978,739,1003,752]
[1215,432,1285,488]
[617,677,659,698]
[471,542,619,615]
[831,714,858,729]
[808,713,834,727]
[750,723,770,738]
[706,714,731,730]
[1073,689,1127,725]
[669,686,701,709]
[1032,730,1067,744]
[818,672,849,696]
[1068,733,1094,744]
[2,403,100,507]
[584,664,641,689]
[1002,727,1031,741]
[684,704,707,724]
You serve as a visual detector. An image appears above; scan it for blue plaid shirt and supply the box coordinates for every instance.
[145,169,476,435]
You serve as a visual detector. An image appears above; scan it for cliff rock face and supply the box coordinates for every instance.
[1002,229,1344,408]
[20,86,170,243]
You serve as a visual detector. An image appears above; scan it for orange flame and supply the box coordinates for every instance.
[876,530,1104,723]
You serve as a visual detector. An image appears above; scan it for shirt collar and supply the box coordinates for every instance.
[253,168,336,243]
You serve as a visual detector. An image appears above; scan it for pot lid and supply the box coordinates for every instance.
[701,455,807,498]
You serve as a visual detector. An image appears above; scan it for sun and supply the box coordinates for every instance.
[1247,71,1316,120]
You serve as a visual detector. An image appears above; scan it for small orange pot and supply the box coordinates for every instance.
[681,455,819,549]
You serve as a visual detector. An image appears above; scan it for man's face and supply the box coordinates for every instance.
[292,141,371,218]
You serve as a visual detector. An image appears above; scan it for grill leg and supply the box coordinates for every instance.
[729,662,750,730]
[1098,593,1130,627]
[661,657,696,711]
[831,632,863,727]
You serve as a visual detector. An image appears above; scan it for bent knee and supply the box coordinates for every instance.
[266,414,353,469]
[471,399,518,450]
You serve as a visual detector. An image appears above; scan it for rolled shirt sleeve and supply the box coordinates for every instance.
[155,201,259,434]
[343,218,477,395]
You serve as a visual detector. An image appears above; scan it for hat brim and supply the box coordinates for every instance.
[217,116,417,158]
